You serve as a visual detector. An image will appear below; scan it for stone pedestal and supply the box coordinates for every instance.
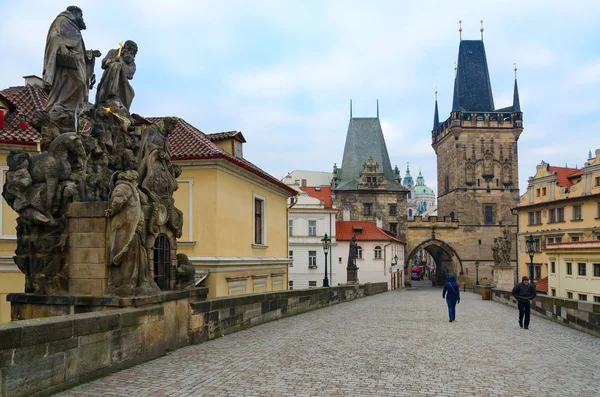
[493,266,515,291]
[346,267,359,284]
[66,202,109,296]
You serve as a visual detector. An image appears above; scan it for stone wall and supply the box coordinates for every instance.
[485,288,600,337]
[0,283,387,397]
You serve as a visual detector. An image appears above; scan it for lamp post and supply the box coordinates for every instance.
[321,233,331,287]
[475,260,480,286]
[525,234,536,286]
[393,254,399,289]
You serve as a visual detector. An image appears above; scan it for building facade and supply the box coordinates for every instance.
[285,183,338,290]
[335,221,405,289]
[281,170,333,188]
[402,164,437,219]
[516,150,600,300]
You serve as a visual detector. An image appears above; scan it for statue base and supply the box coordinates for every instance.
[7,287,208,321]
[346,267,359,284]
[493,265,515,291]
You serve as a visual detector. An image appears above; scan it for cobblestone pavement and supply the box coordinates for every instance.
[57,283,600,397]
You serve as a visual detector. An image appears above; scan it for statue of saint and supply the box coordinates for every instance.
[42,6,100,119]
[95,40,138,110]
[347,235,358,269]
[105,170,160,296]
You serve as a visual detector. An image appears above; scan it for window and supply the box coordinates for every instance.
[308,281,317,288]
[528,211,542,225]
[595,176,600,187]
[594,264,600,277]
[484,205,494,224]
[308,220,316,236]
[578,294,587,301]
[536,188,540,197]
[363,203,372,216]
[338,257,342,264]
[389,204,397,216]
[578,263,587,276]
[288,219,293,236]
[566,262,572,275]
[548,208,556,223]
[570,235,580,242]
[572,204,582,221]
[366,176,377,186]
[408,209,413,217]
[551,261,556,274]
[595,296,600,303]
[542,187,547,196]
[254,196,265,245]
[301,179,307,187]
[308,251,317,267]
[356,246,363,259]
[567,292,573,299]
[389,222,397,235]
[289,250,293,259]
[153,234,171,290]
[557,207,564,222]
[534,265,542,280]
[288,280,293,290]
[234,140,243,158]
[374,246,382,259]
[597,202,600,218]
[551,289,556,297]
[546,236,562,245]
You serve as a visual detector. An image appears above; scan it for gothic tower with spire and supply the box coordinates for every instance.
[432,37,523,226]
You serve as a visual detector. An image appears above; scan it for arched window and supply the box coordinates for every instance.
[356,246,363,259]
[408,209,413,217]
[374,246,382,259]
[154,234,171,290]
[407,192,412,199]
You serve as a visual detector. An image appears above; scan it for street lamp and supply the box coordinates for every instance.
[393,254,399,289]
[321,233,331,287]
[475,260,480,286]
[525,234,536,286]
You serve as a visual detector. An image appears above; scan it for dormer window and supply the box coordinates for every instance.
[234,140,243,158]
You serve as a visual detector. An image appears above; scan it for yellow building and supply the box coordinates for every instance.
[0,78,295,322]
[516,149,600,299]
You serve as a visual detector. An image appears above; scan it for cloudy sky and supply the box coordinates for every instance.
[1,0,599,195]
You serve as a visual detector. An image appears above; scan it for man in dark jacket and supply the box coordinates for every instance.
[512,276,536,329]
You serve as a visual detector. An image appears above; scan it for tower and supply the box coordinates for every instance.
[432,38,523,225]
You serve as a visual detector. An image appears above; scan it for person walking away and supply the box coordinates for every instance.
[442,274,460,322]
[512,276,536,329]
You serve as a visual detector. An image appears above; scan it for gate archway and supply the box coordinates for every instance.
[406,239,463,286]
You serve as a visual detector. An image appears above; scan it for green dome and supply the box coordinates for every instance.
[414,185,434,195]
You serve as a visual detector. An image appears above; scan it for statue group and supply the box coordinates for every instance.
[2,6,190,296]
[492,227,512,267]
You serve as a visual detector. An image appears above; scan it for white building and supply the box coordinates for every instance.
[282,170,333,188]
[335,221,405,289]
[285,182,338,290]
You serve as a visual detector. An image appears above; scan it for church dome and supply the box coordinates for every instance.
[414,185,435,195]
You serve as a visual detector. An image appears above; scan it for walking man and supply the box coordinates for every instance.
[512,276,536,329]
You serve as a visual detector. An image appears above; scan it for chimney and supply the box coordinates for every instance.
[23,75,44,88]
[0,110,4,129]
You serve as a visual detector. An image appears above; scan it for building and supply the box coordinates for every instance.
[402,164,437,219]
[281,170,333,188]
[407,34,522,287]
[284,182,338,290]
[332,107,409,242]
[0,77,296,322]
[335,221,405,289]
[515,150,600,301]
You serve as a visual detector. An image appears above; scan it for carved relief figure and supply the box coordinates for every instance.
[105,170,160,296]
[42,6,100,123]
[95,40,138,110]
[175,253,196,289]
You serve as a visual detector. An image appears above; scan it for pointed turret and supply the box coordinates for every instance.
[433,96,440,131]
[451,40,495,112]
[512,78,521,113]
[403,163,414,188]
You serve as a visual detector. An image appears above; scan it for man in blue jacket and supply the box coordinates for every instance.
[512,276,536,329]
[442,274,460,322]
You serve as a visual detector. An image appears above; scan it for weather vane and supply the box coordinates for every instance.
[459,20,462,40]
[514,63,517,79]
[480,20,484,40]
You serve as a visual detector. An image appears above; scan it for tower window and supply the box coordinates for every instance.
[363,203,372,216]
[484,205,494,225]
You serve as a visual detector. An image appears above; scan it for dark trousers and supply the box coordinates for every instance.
[518,300,531,327]
[446,298,457,321]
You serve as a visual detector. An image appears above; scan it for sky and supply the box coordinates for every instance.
[1,0,599,196]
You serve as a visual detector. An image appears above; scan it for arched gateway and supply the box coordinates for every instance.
[406,239,462,286]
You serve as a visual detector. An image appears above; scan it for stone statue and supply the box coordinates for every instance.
[138,118,183,239]
[492,238,500,265]
[42,6,100,125]
[95,40,138,110]
[347,235,358,269]
[493,227,512,267]
[105,170,160,296]
[175,253,196,290]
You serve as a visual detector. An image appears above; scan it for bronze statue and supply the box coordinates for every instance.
[105,170,160,296]
[95,40,138,110]
[42,6,100,123]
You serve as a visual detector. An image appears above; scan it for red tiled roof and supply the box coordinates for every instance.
[336,221,403,243]
[0,85,46,144]
[535,276,548,294]
[301,186,332,208]
[207,131,246,143]
[548,166,580,189]
[146,117,296,195]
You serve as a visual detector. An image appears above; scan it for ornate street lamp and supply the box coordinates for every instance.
[475,260,480,286]
[321,233,331,287]
[525,234,536,286]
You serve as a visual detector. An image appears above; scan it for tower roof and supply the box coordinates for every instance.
[512,78,521,113]
[433,98,439,130]
[403,163,413,185]
[336,117,406,191]
[451,40,495,112]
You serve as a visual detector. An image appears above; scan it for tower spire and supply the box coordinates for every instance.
[459,20,462,41]
[433,90,440,130]
[350,99,353,118]
[513,64,521,113]
[480,20,484,41]
[377,99,379,118]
